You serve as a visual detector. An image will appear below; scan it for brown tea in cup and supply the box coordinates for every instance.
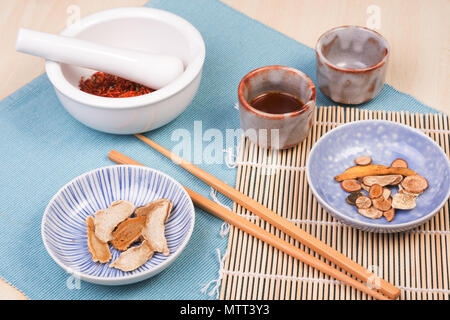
[238,65,316,149]
[249,91,305,114]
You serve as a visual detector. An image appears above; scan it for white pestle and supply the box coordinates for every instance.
[15,28,184,90]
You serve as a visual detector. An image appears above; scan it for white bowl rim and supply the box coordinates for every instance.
[306,119,450,232]
[45,7,206,109]
[41,164,196,283]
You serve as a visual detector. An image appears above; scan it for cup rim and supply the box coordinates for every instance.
[238,65,316,120]
[315,25,390,73]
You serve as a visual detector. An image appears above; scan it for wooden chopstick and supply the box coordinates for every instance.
[134,134,401,300]
[108,149,390,300]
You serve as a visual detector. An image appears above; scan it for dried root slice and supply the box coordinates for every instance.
[86,216,111,263]
[346,192,363,206]
[93,200,135,243]
[391,158,408,168]
[109,240,154,272]
[110,216,147,251]
[341,179,362,192]
[372,196,392,211]
[362,175,403,187]
[398,184,421,197]
[401,175,428,194]
[361,183,371,192]
[355,196,372,209]
[358,207,383,219]
[135,199,172,217]
[140,199,173,255]
[369,184,383,199]
[392,192,416,210]
[383,208,396,222]
[354,156,372,166]
[335,165,416,182]
[382,188,391,200]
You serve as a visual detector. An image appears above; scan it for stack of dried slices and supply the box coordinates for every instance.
[335,157,428,222]
[86,199,172,271]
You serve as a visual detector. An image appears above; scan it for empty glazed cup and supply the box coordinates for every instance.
[238,65,316,149]
[316,26,389,104]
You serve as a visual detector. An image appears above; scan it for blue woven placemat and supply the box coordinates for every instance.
[0,0,439,300]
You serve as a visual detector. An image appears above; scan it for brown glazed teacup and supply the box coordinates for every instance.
[238,65,316,149]
[316,26,390,104]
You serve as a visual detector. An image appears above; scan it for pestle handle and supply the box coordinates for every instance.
[16,28,184,89]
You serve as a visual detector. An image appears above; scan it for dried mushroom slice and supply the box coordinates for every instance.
[93,200,135,243]
[391,158,408,168]
[111,215,147,251]
[346,192,363,206]
[109,240,154,272]
[86,216,111,263]
[369,184,383,199]
[358,207,383,219]
[401,175,428,194]
[372,196,392,211]
[383,208,396,222]
[140,199,173,255]
[341,179,362,192]
[355,196,372,209]
[354,156,372,166]
[362,175,403,187]
[392,192,416,210]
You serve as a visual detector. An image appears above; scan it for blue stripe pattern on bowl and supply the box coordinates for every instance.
[41,165,195,284]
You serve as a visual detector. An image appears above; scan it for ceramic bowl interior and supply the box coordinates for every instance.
[46,7,205,109]
[307,120,450,233]
[41,165,195,285]
[239,66,316,116]
[316,26,389,70]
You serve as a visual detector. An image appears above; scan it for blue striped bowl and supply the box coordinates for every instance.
[41,165,195,285]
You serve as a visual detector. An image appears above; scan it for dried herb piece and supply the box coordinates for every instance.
[346,191,363,205]
[355,196,372,209]
[93,200,135,243]
[354,156,372,166]
[86,216,111,263]
[109,240,154,272]
[382,188,391,200]
[383,208,395,222]
[334,165,416,181]
[369,184,383,199]
[401,175,428,194]
[111,216,147,251]
[358,207,383,219]
[391,158,408,168]
[140,199,173,255]
[392,192,416,210]
[341,179,362,192]
[372,196,392,211]
[362,175,403,187]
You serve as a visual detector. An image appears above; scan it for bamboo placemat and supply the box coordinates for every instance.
[219,106,449,300]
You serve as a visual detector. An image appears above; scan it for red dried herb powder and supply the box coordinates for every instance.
[79,72,154,98]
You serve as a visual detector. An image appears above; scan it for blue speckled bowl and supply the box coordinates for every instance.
[306,120,450,233]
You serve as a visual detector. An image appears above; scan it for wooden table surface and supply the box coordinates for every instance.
[0,0,448,300]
